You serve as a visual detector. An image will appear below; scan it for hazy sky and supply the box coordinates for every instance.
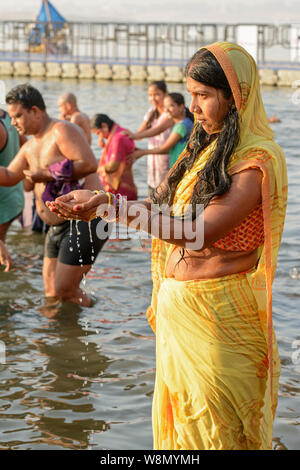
[1,0,300,23]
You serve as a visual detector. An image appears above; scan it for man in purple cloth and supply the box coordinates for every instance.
[0,84,107,308]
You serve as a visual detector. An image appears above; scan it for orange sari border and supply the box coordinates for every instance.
[206,43,242,112]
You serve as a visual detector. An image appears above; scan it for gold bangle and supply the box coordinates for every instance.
[93,190,105,196]
[100,191,112,219]
[106,192,112,206]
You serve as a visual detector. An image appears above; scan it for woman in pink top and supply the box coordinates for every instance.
[91,114,138,200]
[126,81,174,193]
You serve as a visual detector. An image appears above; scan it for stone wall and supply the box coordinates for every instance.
[1,61,300,86]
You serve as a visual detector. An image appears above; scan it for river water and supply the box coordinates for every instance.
[0,77,299,450]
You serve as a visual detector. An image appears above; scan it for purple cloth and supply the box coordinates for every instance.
[42,159,82,203]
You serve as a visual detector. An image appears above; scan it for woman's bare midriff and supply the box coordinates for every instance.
[35,172,103,226]
[165,245,259,280]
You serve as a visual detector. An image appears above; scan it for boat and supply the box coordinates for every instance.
[28,0,69,54]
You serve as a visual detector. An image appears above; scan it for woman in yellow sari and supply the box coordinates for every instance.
[47,42,288,450]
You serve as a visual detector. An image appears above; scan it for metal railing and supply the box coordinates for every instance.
[0,21,299,66]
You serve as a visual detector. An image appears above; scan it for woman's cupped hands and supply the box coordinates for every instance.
[46,189,108,223]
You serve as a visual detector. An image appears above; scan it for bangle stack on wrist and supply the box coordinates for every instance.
[113,193,123,221]
[94,191,125,222]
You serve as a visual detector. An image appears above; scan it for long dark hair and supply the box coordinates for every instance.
[167,92,194,123]
[151,49,240,218]
[146,80,168,128]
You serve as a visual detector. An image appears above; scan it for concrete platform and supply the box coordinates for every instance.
[13,61,30,77]
[45,62,62,78]
[0,55,300,85]
[95,64,112,80]
[30,62,46,77]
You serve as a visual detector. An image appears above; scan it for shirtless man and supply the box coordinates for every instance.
[58,93,91,144]
[0,84,107,307]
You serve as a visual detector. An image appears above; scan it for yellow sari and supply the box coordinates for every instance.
[147,42,288,450]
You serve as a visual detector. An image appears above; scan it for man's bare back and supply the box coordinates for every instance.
[69,111,91,144]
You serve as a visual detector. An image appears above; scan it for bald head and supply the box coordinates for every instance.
[58,93,79,120]
[58,93,77,106]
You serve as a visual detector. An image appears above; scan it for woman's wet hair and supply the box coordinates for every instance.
[6,83,46,111]
[152,48,239,214]
[186,49,232,99]
[146,80,168,128]
[90,113,115,131]
[167,92,194,122]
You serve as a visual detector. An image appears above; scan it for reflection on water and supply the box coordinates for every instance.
[0,79,300,449]
[0,237,155,450]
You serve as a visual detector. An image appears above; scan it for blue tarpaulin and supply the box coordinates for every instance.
[29,1,67,46]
